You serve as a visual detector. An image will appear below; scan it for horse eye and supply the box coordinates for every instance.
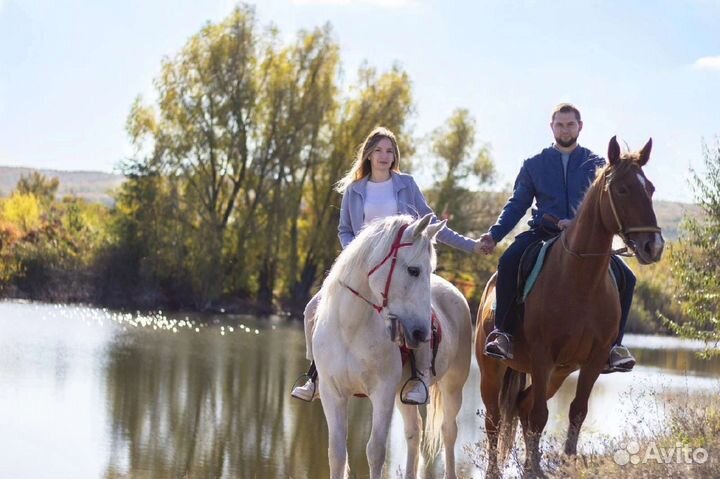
[407,266,420,277]
[617,186,629,196]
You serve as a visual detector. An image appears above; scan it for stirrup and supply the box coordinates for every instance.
[401,352,429,405]
[484,330,514,360]
[290,375,318,402]
[400,376,429,405]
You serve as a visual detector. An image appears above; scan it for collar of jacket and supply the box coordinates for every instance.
[350,171,409,198]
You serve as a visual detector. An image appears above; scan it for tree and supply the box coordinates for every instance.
[423,109,503,303]
[665,141,720,356]
[1,193,42,233]
[427,108,496,232]
[284,63,415,307]
[117,4,415,310]
[16,172,59,206]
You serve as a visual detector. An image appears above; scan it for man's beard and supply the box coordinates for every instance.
[555,135,578,148]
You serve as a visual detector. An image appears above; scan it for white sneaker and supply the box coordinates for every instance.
[291,378,318,402]
[401,379,429,405]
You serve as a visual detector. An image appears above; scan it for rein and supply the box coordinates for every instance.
[342,223,414,314]
[560,170,661,259]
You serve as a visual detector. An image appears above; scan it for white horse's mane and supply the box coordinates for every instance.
[322,215,437,302]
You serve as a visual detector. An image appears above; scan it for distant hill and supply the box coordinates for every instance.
[0,166,124,206]
[0,166,703,239]
[653,200,702,241]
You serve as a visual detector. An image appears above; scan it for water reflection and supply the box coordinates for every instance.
[102,316,391,478]
[1,302,719,479]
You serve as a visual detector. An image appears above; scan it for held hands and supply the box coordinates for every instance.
[557,219,571,230]
[475,233,496,255]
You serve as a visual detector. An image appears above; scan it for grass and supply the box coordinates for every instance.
[463,385,720,478]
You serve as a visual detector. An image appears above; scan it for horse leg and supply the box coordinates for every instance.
[367,387,396,479]
[564,361,602,455]
[479,358,505,479]
[320,388,350,479]
[395,396,421,479]
[431,376,461,479]
[516,366,573,476]
[523,359,552,478]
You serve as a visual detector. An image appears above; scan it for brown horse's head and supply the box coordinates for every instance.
[598,136,664,264]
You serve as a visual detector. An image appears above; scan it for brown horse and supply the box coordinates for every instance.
[474,136,664,478]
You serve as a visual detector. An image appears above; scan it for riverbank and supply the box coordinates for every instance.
[467,389,720,478]
[0,279,681,335]
[0,283,288,317]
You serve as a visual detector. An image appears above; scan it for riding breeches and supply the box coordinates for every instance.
[304,291,321,361]
[494,229,551,334]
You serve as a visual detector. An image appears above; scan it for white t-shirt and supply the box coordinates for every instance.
[363,178,398,226]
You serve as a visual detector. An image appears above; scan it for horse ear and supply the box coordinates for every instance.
[608,136,621,166]
[411,213,433,240]
[638,138,652,166]
[426,219,446,240]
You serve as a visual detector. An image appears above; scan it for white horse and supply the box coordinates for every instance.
[313,214,472,479]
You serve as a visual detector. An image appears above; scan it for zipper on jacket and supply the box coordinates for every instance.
[564,168,569,218]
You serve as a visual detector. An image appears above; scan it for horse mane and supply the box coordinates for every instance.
[322,214,437,302]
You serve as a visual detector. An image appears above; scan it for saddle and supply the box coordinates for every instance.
[517,237,628,304]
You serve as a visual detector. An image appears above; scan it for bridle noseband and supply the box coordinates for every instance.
[342,223,414,314]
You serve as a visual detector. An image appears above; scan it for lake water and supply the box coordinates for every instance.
[0,301,718,479]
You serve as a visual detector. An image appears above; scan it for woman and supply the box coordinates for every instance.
[291,126,482,403]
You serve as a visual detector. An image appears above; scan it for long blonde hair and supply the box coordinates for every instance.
[335,126,401,194]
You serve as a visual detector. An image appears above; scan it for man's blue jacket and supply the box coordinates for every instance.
[488,145,605,243]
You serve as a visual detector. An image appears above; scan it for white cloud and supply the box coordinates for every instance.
[693,56,720,71]
[290,0,417,8]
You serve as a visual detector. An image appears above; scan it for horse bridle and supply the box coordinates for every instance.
[561,169,662,258]
[342,223,414,314]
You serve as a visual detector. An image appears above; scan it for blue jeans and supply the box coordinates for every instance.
[494,229,635,346]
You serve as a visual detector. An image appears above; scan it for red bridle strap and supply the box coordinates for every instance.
[344,223,415,313]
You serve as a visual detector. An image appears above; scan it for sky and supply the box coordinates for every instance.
[1,0,719,202]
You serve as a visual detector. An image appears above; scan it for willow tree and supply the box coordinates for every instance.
[423,108,502,301]
[286,64,415,307]
[250,26,340,305]
[118,4,415,309]
[122,5,264,307]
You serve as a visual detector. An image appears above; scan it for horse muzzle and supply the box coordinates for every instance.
[632,232,664,264]
[387,314,430,348]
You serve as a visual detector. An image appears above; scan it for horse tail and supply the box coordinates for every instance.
[497,367,526,465]
[421,382,444,458]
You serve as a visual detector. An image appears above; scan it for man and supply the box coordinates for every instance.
[479,103,637,373]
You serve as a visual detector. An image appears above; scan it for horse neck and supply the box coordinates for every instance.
[326,275,385,334]
[563,181,614,272]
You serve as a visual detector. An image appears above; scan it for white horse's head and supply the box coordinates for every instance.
[326,213,445,349]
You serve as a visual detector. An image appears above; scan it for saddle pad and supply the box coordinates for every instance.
[521,237,558,302]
